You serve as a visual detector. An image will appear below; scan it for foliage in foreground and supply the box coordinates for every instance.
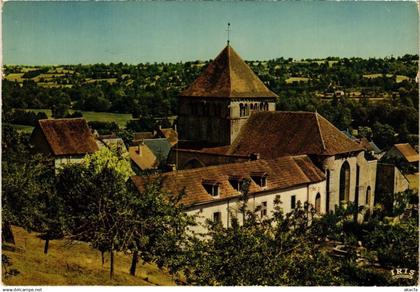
[181,197,418,286]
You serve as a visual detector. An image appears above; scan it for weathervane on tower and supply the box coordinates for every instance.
[226,22,231,46]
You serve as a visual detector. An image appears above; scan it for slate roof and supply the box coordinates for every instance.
[143,138,172,163]
[35,118,98,156]
[358,138,381,154]
[227,111,363,158]
[180,45,278,99]
[131,155,325,207]
[394,143,419,163]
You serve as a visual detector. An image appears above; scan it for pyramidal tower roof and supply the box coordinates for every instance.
[180,45,278,99]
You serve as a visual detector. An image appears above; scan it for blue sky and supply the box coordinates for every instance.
[3,1,418,65]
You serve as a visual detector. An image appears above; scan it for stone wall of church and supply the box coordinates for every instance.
[323,151,377,212]
[178,97,276,146]
[178,98,231,145]
[229,100,276,143]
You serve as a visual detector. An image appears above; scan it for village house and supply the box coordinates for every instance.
[169,44,378,214]
[132,155,326,233]
[128,142,159,173]
[30,118,99,170]
[377,143,419,194]
[382,143,419,168]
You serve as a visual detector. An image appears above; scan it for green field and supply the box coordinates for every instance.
[4,73,25,82]
[26,109,132,128]
[286,77,310,84]
[362,74,410,83]
[9,124,35,134]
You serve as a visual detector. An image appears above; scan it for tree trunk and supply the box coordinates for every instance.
[129,251,139,276]
[44,238,49,254]
[101,251,105,267]
[2,223,15,245]
[110,250,114,279]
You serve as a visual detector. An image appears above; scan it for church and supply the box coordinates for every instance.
[134,44,378,229]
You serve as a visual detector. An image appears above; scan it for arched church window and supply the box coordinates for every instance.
[366,186,371,206]
[339,161,350,203]
[315,193,321,214]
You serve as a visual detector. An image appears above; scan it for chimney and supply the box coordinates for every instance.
[136,140,144,156]
[137,144,141,156]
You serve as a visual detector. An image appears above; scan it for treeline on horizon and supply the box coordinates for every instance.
[2,54,419,150]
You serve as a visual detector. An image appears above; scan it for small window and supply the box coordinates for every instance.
[291,195,296,209]
[202,180,220,197]
[229,176,244,191]
[261,201,267,217]
[213,212,221,224]
[251,172,268,187]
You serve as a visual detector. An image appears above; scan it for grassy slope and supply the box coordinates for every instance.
[2,226,175,286]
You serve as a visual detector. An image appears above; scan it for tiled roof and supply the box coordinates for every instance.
[96,137,127,154]
[129,145,158,170]
[227,111,363,158]
[358,138,381,154]
[180,45,278,99]
[131,155,325,207]
[158,128,178,146]
[35,118,98,156]
[394,143,419,163]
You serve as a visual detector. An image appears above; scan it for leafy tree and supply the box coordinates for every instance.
[363,218,418,270]
[56,164,136,279]
[372,122,397,149]
[2,152,58,251]
[127,179,195,277]
[88,121,119,135]
[183,198,345,285]
[82,146,134,181]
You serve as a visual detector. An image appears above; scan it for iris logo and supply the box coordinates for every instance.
[391,268,416,280]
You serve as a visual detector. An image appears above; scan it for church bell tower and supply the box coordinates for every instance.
[178,43,278,146]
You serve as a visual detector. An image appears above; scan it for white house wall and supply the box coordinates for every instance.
[54,156,85,173]
[185,181,325,234]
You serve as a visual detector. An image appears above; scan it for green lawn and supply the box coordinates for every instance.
[4,73,25,82]
[26,109,132,128]
[362,74,410,83]
[9,124,35,134]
